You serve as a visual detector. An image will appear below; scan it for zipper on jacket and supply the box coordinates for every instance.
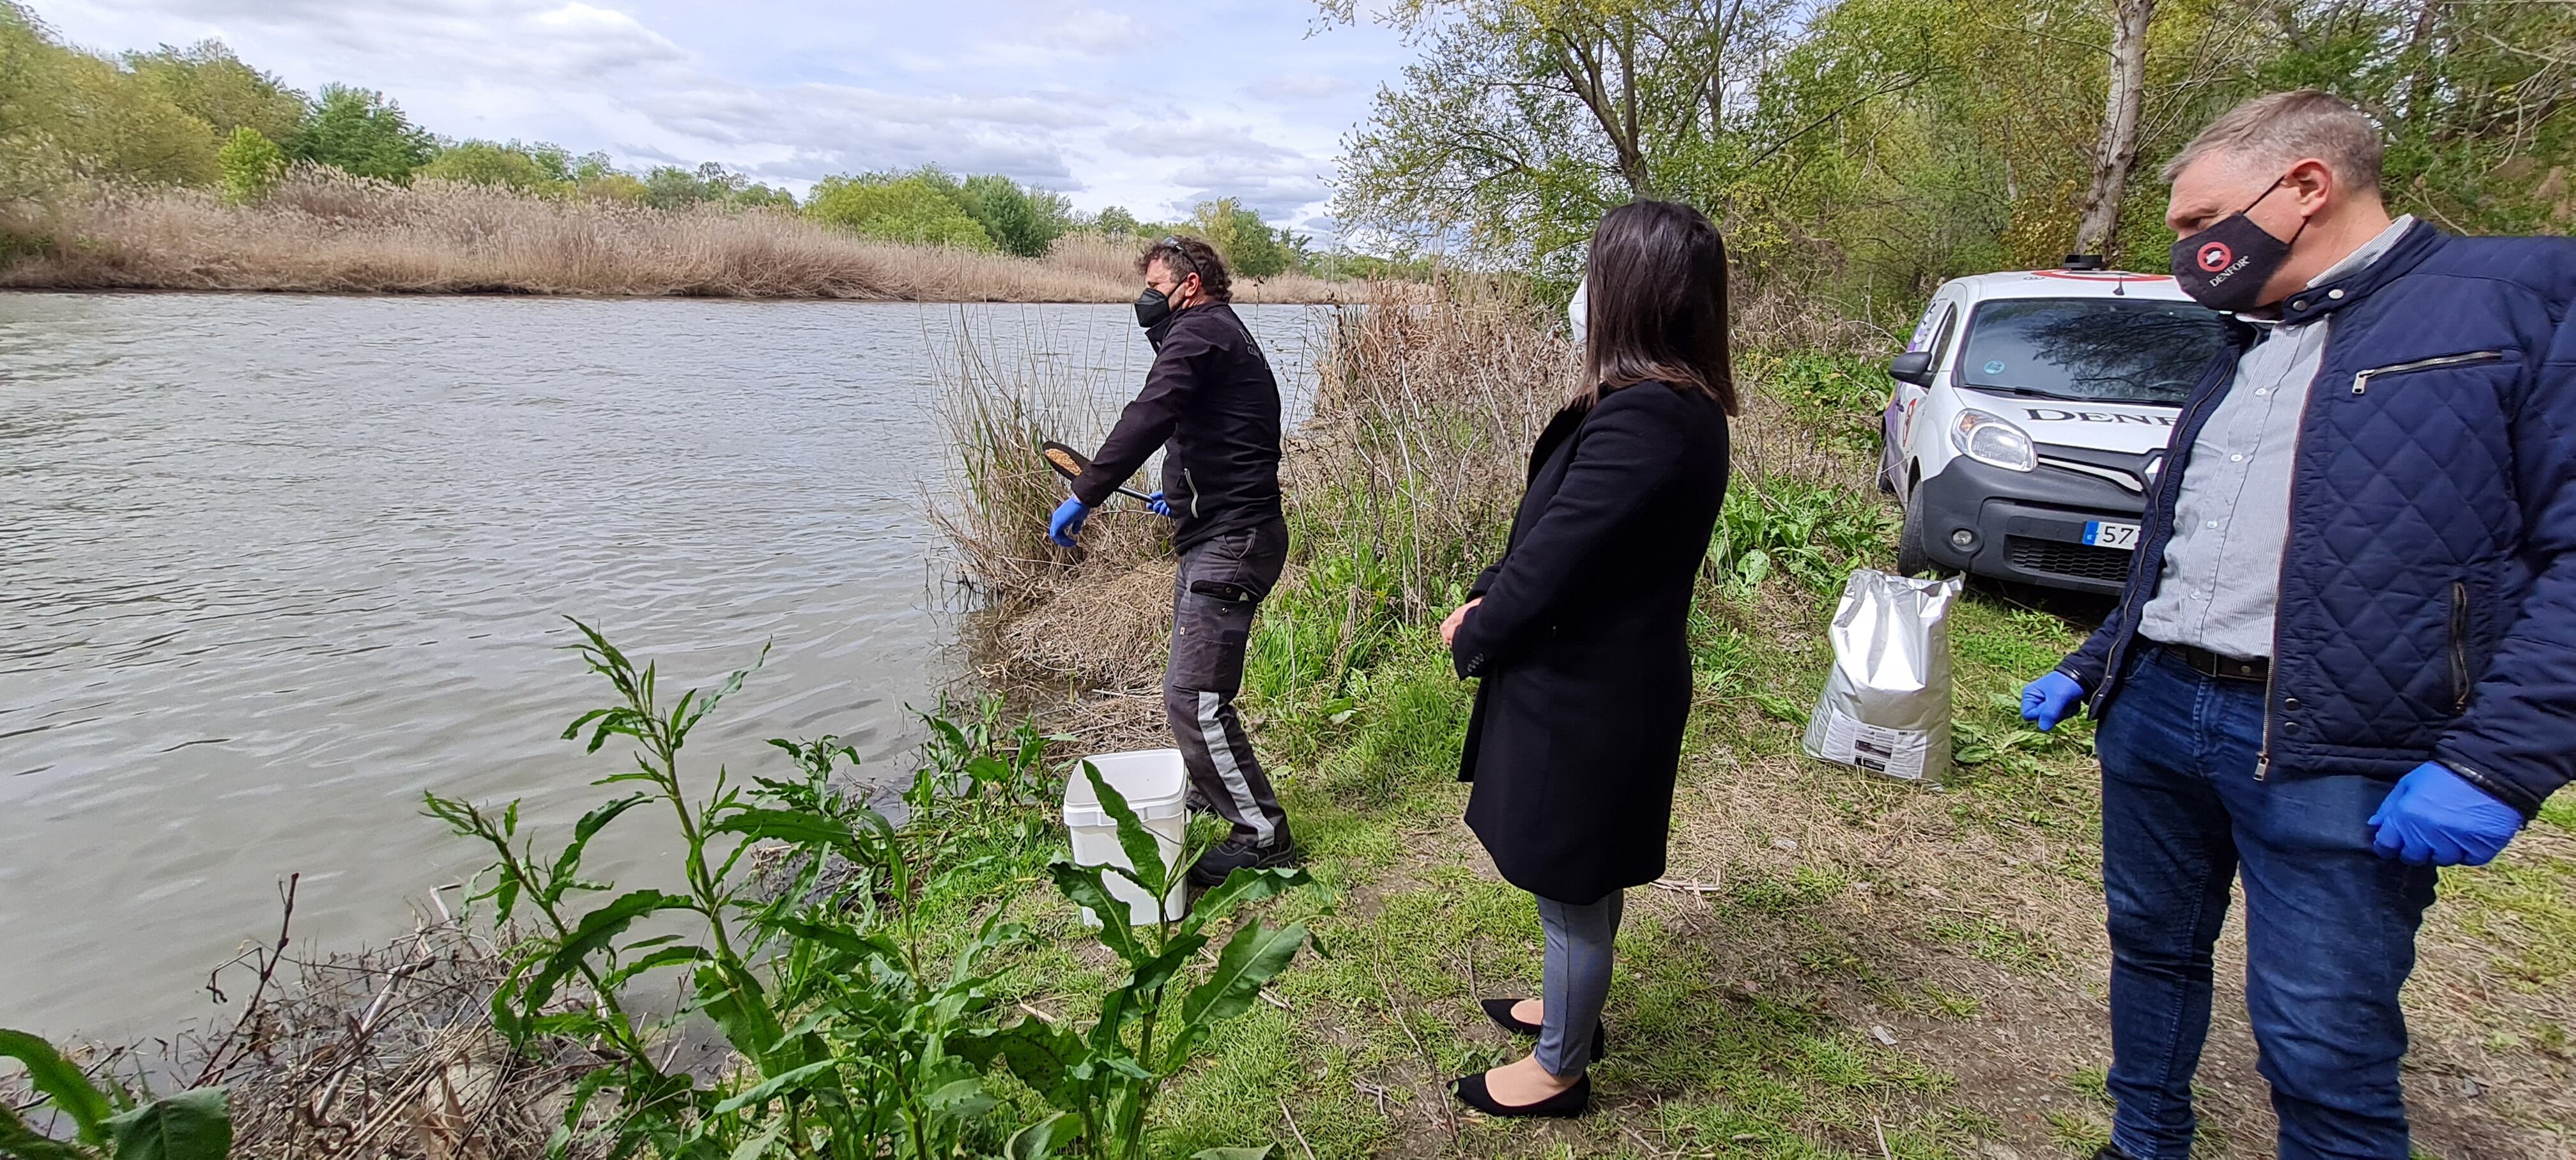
[2349,351,2503,395]
[2255,373,2318,782]
[1182,467,1202,519]
[2450,581,2471,713]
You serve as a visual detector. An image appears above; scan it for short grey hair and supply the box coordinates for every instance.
[2161,90,2384,193]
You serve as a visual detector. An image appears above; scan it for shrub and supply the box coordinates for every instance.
[290,84,433,181]
[215,126,281,204]
[806,171,994,250]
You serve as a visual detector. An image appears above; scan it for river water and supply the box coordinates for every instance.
[0,293,1326,1041]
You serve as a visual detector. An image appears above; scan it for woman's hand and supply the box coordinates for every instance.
[1441,598,1483,647]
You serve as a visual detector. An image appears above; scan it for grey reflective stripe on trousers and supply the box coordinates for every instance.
[1198,690,1275,845]
[1164,522,1291,845]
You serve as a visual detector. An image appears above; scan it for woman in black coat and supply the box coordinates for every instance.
[1440,200,1735,1117]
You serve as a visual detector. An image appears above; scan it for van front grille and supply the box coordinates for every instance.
[2006,536,2134,584]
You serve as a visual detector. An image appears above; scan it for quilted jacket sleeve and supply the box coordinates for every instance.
[2057,588,2131,693]
[2435,309,2576,817]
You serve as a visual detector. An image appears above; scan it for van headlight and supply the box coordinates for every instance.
[1952,409,2037,472]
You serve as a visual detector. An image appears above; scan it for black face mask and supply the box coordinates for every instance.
[1133,285,1172,330]
[2170,178,2306,313]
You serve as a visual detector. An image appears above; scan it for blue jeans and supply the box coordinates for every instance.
[2096,647,2437,1160]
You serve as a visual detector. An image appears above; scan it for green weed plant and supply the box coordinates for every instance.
[420,621,1306,1160]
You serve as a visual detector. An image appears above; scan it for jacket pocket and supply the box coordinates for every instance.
[2349,351,2504,395]
[2450,581,2471,712]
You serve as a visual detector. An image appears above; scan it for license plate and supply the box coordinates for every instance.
[2085,521,2140,551]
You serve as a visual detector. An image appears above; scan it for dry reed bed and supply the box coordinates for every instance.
[0,171,1355,303]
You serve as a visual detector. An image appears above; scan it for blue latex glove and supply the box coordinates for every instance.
[2020,671,2083,732]
[1047,497,1091,547]
[1146,490,1172,517]
[2369,761,2522,866]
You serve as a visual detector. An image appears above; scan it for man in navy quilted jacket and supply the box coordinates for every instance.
[2018,91,2576,1160]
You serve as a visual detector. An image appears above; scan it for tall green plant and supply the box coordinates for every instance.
[423,621,1022,1160]
[0,1031,230,1160]
[954,765,1317,1160]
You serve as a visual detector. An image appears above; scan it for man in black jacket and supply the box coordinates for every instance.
[1048,234,1297,885]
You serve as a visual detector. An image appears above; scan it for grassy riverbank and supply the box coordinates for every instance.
[19,289,2568,1160]
[952,289,2576,1158]
[0,171,1356,303]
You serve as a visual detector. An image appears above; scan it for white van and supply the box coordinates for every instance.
[1878,261,2228,595]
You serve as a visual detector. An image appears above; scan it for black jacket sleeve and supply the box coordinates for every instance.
[1450,388,1686,678]
[1074,315,1216,507]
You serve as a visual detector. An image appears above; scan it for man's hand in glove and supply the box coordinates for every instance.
[1047,497,1091,546]
[2020,671,2083,732]
[2370,762,2522,866]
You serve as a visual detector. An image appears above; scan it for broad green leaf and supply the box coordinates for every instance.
[102,1088,229,1160]
[707,809,860,854]
[596,945,710,991]
[1005,1112,1079,1160]
[721,1118,783,1160]
[1046,861,1140,961]
[694,965,790,1071]
[520,890,693,1012]
[1082,763,1172,899]
[1176,866,1311,938]
[0,1030,113,1149]
[948,1023,1084,1109]
[549,793,648,888]
[708,1060,836,1115]
[922,1078,995,1120]
[1180,922,1309,1028]
[1124,932,1209,999]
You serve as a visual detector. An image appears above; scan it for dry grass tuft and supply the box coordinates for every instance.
[0,169,1359,303]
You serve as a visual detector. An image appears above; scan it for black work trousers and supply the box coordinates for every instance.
[1165,520,1291,844]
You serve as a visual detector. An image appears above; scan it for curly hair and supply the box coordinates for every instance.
[1133,234,1232,301]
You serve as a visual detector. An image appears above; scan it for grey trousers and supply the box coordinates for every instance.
[1165,521,1291,844]
[1535,889,1624,1077]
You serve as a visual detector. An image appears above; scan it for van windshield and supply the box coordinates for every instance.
[1956,297,2227,405]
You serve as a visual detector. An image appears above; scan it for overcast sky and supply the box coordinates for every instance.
[27,0,1416,237]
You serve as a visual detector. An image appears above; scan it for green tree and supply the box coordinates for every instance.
[420,139,567,190]
[1189,197,1296,277]
[292,84,435,181]
[0,3,218,188]
[216,125,282,202]
[956,173,1074,257]
[123,41,307,146]
[804,171,995,250]
[1092,204,1142,235]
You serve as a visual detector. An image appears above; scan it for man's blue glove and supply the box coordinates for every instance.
[1146,490,1172,517]
[2020,671,2083,732]
[1047,497,1091,547]
[2369,761,2522,866]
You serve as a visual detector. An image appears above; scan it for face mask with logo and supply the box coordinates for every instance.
[1567,275,1589,347]
[2170,177,2306,313]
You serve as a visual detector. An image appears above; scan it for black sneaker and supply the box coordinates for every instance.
[1188,823,1299,887]
[2092,1147,2133,1160]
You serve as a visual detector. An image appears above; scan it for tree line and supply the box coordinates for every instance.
[0,3,1322,275]
[1322,0,2572,319]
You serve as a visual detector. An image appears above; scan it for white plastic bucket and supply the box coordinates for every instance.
[1062,749,1190,926]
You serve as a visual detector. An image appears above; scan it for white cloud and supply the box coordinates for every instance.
[26,0,1417,236]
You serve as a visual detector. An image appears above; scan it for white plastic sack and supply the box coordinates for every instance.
[1802,569,1963,784]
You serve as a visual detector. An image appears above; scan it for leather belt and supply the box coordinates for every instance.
[2155,641,2269,683]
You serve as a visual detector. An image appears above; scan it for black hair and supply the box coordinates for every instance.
[1579,200,1736,415]
[1135,234,1233,302]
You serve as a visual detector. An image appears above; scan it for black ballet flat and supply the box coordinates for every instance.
[1476,998,1609,1061]
[1450,1069,1590,1118]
